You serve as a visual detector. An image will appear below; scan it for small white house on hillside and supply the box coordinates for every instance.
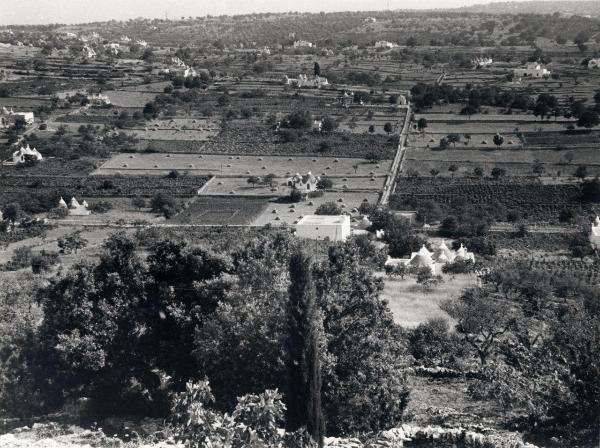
[591,216,600,249]
[287,172,319,192]
[513,63,551,79]
[58,197,91,216]
[293,40,313,48]
[12,144,42,164]
[295,215,351,241]
[374,41,396,49]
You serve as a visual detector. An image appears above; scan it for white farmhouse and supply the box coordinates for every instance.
[591,216,600,249]
[374,41,396,49]
[66,197,91,216]
[88,93,111,106]
[295,215,351,241]
[285,74,329,88]
[588,58,600,69]
[1,108,34,127]
[513,62,551,79]
[472,57,493,68]
[81,45,97,59]
[384,241,475,275]
[293,40,313,48]
[287,172,319,192]
[12,144,42,164]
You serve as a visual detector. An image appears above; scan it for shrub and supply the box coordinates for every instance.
[315,202,342,215]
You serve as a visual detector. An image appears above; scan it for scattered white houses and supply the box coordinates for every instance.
[60,197,91,216]
[472,56,493,68]
[135,39,148,48]
[287,172,319,192]
[385,241,476,275]
[295,215,351,241]
[312,119,323,132]
[513,62,551,79]
[81,45,97,59]
[63,32,78,40]
[12,144,42,164]
[119,35,131,43]
[374,40,397,49]
[293,40,313,48]
[588,58,600,69]
[284,74,329,88]
[591,216,600,249]
[87,93,111,106]
[365,17,377,23]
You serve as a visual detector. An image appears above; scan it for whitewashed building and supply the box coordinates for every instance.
[12,144,42,164]
[374,41,397,49]
[88,93,111,106]
[591,216,600,249]
[514,63,551,79]
[295,215,351,241]
[588,59,600,69]
[287,172,319,192]
[472,57,493,68]
[285,74,329,88]
[293,40,314,48]
[385,241,475,275]
[60,197,91,216]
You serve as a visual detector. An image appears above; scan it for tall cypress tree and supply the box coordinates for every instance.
[285,250,325,447]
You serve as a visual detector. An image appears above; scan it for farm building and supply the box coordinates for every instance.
[384,241,475,275]
[104,43,120,55]
[284,74,329,88]
[1,107,34,127]
[374,41,397,49]
[591,216,600,249]
[287,172,319,192]
[58,197,91,216]
[295,215,351,241]
[513,62,551,79]
[81,45,96,59]
[472,57,493,68]
[12,144,42,164]
[88,93,111,106]
[588,58,600,69]
[293,40,313,48]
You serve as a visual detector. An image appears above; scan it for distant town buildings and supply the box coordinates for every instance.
[295,215,351,241]
[12,144,42,164]
[513,62,551,79]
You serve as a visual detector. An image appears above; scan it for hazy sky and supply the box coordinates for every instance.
[0,0,542,25]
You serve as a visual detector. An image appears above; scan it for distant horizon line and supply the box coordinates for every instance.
[0,0,587,28]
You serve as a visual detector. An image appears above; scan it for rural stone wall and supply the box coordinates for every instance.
[325,425,539,448]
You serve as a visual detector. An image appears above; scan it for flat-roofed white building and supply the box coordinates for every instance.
[295,215,351,241]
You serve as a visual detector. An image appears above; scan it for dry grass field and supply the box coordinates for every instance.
[379,273,478,328]
[93,153,392,176]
